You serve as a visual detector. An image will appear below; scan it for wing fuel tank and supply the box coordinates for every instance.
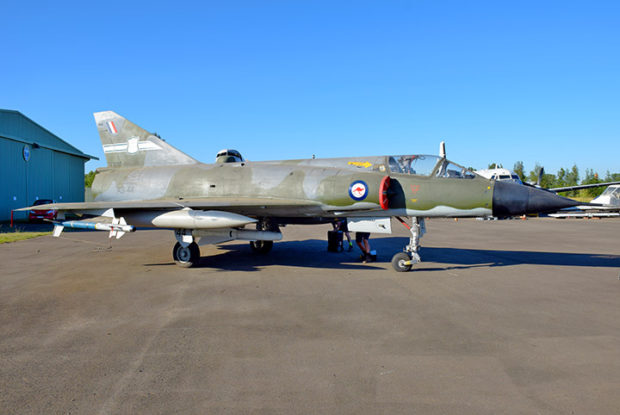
[126,209,257,229]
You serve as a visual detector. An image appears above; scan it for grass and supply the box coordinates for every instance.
[0,231,52,244]
[567,196,593,203]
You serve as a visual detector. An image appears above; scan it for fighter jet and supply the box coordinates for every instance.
[18,111,582,271]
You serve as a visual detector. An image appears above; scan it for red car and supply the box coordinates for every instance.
[28,199,57,222]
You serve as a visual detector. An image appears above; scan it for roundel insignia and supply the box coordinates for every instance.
[23,145,31,162]
[349,180,368,201]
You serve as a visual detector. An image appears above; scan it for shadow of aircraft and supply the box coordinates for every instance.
[371,237,620,271]
[145,236,620,271]
[145,238,382,271]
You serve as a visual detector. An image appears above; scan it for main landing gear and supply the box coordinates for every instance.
[170,219,281,267]
[249,218,278,254]
[250,240,273,254]
[173,241,200,268]
[391,217,426,272]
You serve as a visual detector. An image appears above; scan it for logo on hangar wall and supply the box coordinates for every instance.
[349,180,368,201]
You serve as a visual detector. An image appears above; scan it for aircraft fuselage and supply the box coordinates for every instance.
[91,159,495,220]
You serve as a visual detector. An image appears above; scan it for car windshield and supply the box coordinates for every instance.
[33,199,53,206]
[388,155,474,178]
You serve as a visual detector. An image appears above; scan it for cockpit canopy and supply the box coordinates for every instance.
[388,155,475,179]
[266,154,476,179]
[600,185,620,197]
[216,149,244,163]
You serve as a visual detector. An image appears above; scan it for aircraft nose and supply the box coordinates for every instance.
[492,180,581,217]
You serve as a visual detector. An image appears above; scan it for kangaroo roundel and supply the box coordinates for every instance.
[349,180,368,201]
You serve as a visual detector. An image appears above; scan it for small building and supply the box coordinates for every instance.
[0,110,97,221]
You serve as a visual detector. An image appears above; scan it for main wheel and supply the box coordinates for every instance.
[173,242,200,268]
[250,240,273,254]
[391,252,412,272]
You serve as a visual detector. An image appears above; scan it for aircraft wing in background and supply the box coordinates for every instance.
[548,181,620,193]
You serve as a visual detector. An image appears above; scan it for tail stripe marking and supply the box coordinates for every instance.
[106,121,118,135]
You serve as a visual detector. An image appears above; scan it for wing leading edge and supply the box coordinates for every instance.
[16,197,326,218]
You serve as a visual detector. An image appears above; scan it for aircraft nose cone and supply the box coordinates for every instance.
[492,181,581,217]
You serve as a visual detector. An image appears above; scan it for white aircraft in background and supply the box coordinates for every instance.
[549,185,620,218]
[475,168,523,184]
[476,167,620,193]
[475,167,620,218]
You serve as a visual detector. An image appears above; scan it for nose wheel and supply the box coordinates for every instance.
[391,252,412,272]
[391,217,425,272]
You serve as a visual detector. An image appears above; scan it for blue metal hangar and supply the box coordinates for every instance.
[0,109,97,221]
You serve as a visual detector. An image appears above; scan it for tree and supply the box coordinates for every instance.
[556,167,567,188]
[567,164,579,186]
[528,163,543,184]
[84,170,98,188]
[513,161,525,182]
[527,163,556,188]
[564,164,579,196]
[540,172,555,189]
[581,168,604,198]
[605,171,620,182]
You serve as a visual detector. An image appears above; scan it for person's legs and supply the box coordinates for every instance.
[356,233,371,262]
[362,238,371,261]
[355,233,366,259]
[345,231,353,250]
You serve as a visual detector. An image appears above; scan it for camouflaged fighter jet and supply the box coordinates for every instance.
[18,111,582,271]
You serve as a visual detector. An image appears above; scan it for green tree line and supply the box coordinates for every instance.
[509,162,620,198]
[84,170,98,188]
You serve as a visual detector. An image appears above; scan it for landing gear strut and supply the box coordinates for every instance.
[250,218,278,254]
[391,217,425,272]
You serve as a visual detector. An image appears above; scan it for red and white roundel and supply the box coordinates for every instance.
[349,180,368,201]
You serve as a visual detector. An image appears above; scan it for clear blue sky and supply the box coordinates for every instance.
[2,1,619,177]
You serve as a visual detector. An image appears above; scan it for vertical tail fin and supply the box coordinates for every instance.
[94,111,198,168]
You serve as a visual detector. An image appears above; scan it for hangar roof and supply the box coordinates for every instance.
[0,109,97,160]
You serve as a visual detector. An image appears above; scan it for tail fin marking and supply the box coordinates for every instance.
[94,111,198,168]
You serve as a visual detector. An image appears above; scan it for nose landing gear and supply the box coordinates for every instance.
[391,216,425,272]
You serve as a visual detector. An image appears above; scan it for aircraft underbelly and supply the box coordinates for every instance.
[347,206,492,218]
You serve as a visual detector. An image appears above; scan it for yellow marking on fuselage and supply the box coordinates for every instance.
[348,161,372,168]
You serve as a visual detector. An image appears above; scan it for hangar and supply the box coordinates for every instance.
[0,109,96,221]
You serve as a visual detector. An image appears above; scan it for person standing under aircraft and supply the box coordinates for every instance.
[333,218,353,251]
[356,232,372,263]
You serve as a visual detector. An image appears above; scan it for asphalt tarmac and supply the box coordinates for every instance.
[1,218,619,414]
